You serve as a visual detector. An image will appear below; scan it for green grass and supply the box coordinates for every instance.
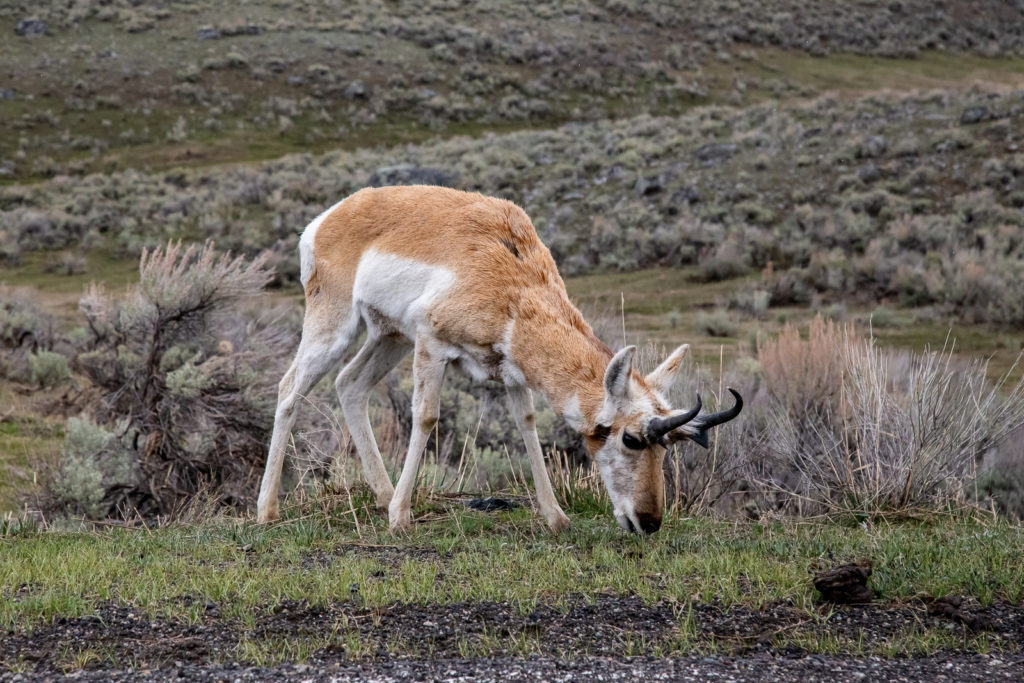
[0,409,62,513]
[0,250,140,327]
[745,49,1024,95]
[2,496,1022,653]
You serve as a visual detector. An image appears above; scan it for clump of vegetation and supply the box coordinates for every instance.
[42,242,288,519]
[0,287,59,383]
[757,316,1024,517]
[695,309,739,337]
[28,350,69,388]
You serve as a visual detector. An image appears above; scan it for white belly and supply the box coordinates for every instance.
[350,248,527,387]
[352,248,456,340]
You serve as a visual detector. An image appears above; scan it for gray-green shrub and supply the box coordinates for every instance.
[758,318,1024,517]
[45,241,288,518]
[28,350,70,387]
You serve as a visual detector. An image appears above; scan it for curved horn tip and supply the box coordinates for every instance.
[726,387,743,410]
[693,388,744,428]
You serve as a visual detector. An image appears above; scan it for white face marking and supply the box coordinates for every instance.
[352,249,456,339]
[299,196,348,287]
[595,438,641,533]
[592,374,673,533]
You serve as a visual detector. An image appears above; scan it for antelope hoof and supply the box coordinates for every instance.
[388,505,412,534]
[256,503,279,524]
[546,509,571,534]
[374,487,396,511]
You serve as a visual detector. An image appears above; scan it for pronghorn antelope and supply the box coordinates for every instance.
[257,185,742,534]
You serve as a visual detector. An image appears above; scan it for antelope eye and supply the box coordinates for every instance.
[622,432,645,450]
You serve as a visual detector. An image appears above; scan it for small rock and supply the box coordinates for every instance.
[196,25,221,41]
[695,142,736,163]
[858,163,881,183]
[343,79,367,99]
[15,18,47,37]
[0,88,14,100]
[367,165,459,188]
[960,106,989,125]
[467,497,519,512]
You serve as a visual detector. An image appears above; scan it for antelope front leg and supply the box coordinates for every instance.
[506,385,570,533]
[389,340,446,533]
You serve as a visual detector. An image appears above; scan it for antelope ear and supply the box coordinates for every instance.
[645,344,689,396]
[603,345,636,400]
[597,345,636,425]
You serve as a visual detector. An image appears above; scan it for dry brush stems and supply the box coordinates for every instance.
[760,317,1024,517]
[45,241,286,520]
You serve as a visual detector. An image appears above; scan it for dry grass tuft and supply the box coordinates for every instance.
[759,317,1024,518]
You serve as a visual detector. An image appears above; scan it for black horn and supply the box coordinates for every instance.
[687,388,744,449]
[699,388,743,428]
[646,394,702,444]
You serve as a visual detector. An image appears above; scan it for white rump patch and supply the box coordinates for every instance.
[352,249,456,338]
[299,197,348,287]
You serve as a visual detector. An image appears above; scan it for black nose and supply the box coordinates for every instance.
[636,513,661,534]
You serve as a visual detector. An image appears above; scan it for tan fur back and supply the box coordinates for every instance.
[308,186,614,418]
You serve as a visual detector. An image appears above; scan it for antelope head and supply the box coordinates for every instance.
[589,345,743,534]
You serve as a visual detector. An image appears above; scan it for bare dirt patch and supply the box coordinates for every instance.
[3,595,1022,676]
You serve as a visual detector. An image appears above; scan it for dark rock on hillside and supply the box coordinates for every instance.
[196,26,222,41]
[343,80,367,100]
[634,175,664,196]
[696,143,736,164]
[0,89,15,100]
[960,106,989,124]
[367,165,460,188]
[14,19,47,37]
[858,163,881,183]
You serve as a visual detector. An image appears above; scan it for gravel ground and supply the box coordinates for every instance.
[3,596,1021,680]
[2,653,1023,682]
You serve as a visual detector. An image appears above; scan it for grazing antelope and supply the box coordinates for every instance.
[257,185,742,534]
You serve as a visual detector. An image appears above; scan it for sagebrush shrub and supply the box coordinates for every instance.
[0,287,58,382]
[50,416,132,520]
[758,317,1024,517]
[43,242,287,519]
[695,309,739,337]
[28,350,70,387]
